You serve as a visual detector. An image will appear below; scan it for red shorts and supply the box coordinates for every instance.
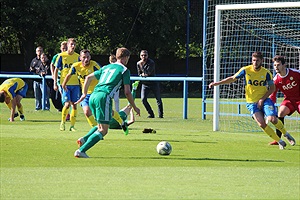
[281,99,300,115]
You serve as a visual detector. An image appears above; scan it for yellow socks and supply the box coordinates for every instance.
[274,120,287,135]
[112,110,123,125]
[86,115,97,127]
[70,109,77,127]
[61,107,69,123]
[262,125,280,141]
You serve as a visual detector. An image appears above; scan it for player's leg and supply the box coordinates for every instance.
[141,84,154,118]
[112,110,123,125]
[248,102,285,149]
[152,82,163,118]
[112,110,128,135]
[264,99,294,148]
[69,103,77,131]
[33,81,41,110]
[60,88,71,131]
[131,81,139,99]
[16,83,28,121]
[77,126,98,148]
[75,93,110,158]
[81,94,97,127]
[69,85,80,131]
[113,90,120,112]
[277,103,296,146]
[270,104,290,145]
[15,95,25,120]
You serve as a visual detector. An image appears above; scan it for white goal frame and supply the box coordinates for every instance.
[213,2,300,131]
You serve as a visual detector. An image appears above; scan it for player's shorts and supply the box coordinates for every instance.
[89,91,112,124]
[246,98,277,117]
[62,85,80,103]
[109,111,128,129]
[80,94,91,107]
[16,83,28,98]
[281,99,300,115]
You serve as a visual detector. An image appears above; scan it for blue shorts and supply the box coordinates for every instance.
[246,98,277,117]
[80,94,91,107]
[62,85,80,103]
[17,83,28,98]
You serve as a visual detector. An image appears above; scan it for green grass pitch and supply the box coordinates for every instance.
[0,98,299,199]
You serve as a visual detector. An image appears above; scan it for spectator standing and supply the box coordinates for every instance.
[29,46,50,110]
[137,50,163,118]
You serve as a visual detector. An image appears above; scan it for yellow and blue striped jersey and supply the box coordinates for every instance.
[0,78,25,99]
[55,51,80,85]
[233,65,274,103]
[69,60,101,94]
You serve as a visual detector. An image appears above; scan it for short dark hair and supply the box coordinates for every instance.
[0,92,6,103]
[80,49,90,55]
[252,51,263,60]
[273,55,286,65]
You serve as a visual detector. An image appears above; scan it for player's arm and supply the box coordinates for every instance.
[269,85,278,104]
[61,67,75,91]
[124,84,140,116]
[257,77,275,109]
[75,73,96,104]
[53,68,59,91]
[126,109,135,126]
[50,55,58,80]
[50,63,55,79]
[209,76,237,88]
[9,97,17,122]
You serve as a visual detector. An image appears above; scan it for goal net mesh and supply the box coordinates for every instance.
[203,0,300,132]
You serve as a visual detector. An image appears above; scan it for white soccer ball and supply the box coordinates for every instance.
[156,141,172,155]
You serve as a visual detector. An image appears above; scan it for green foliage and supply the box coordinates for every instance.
[1,0,203,61]
[0,98,299,199]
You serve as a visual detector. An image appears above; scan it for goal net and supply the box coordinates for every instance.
[202,0,300,132]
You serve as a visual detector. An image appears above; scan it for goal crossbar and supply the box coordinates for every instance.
[216,2,300,10]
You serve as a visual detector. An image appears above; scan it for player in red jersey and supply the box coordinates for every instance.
[269,55,299,145]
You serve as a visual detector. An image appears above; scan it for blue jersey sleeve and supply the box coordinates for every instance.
[233,68,246,79]
[266,72,274,86]
[55,55,63,70]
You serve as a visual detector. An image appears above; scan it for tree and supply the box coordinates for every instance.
[1,0,203,70]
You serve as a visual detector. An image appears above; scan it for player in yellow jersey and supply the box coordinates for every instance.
[0,78,28,122]
[53,38,80,131]
[62,49,101,127]
[209,51,295,150]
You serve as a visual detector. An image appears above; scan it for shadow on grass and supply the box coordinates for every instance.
[90,156,284,163]
[27,120,61,122]
[126,138,217,144]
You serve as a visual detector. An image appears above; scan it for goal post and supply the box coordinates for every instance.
[206,1,300,132]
